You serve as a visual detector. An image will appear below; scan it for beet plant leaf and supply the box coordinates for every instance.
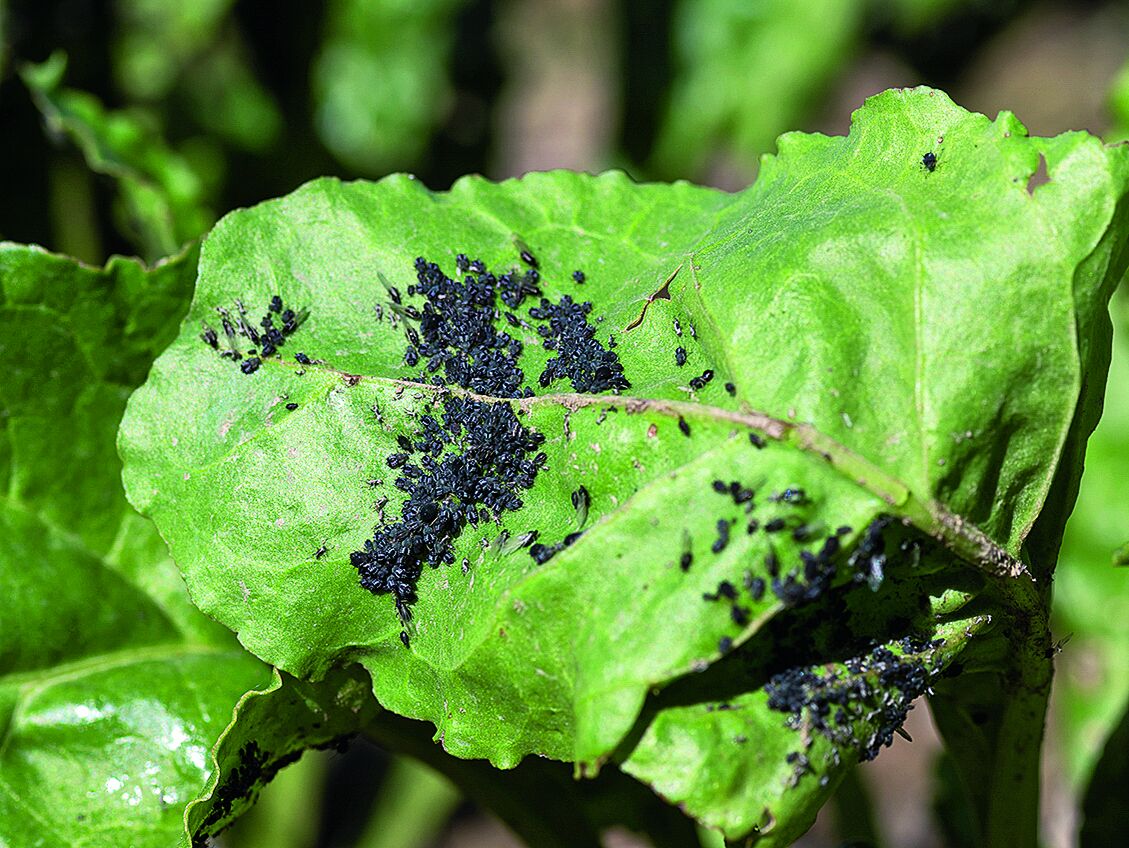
[0,244,375,848]
[119,88,1129,844]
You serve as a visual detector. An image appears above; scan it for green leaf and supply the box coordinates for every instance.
[1114,541,1129,567]
[1079,694,1129,847]
[312,0,464,174]
[1052,307,1129,789]
[21,53,214,261]
[0,242,250,847]
[186,666,381,842]
[120,89,1129,841]
[649,0,862,179]
[0,243,370,847]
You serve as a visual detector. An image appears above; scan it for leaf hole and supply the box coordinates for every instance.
[1026,154,1050,196]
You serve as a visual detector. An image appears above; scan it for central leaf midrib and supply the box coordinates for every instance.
[176,359,1019,580]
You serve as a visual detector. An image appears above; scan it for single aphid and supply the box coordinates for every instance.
[240,357,261,375]
[724,382,736,396]
[315,543,329,559]
[749,432,766,449]
[269,295,283,313]
[285,402,298,411]
[571,485,590,527]
[572,270,585,284]
[711,519,730,554]
[399,630,411,648]
[922,151,937,172]
[201,324,219,349]
[678,416,691,436]
[675,346,687,367]
[673,317,682,337]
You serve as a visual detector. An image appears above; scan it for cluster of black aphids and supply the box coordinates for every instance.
[352,248,627,646]
[766,633,942,767]
[200,294,307,374]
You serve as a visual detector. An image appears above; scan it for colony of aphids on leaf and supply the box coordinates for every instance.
[347,251,630,646]
[197,240,946,787]
[199,294,308,374]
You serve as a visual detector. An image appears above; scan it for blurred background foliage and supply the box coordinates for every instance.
[2,1,1128,846]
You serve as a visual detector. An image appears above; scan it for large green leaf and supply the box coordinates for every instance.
[21,53,213,261]
[119,89,1129,841]
[0,244,370,847]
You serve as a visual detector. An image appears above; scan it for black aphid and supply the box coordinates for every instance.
[386,453,408,469]
[529,544,554,564]
[688,369,714,391]
[673,317,682,337]
[269,295,283,313]
[675,346,687,367]
[240,357,261,375]
[749,432,766,449]
[315,543,328,559]
[718,636,733,654]
[572,270,585,284]
[678,417,691,436]
[749,576,766,601]
[399,630,410,648]
[731,606,750,626]
[285,402,299,411]
[201,325,219,348]
[712,480,728,494]
[571,485,590,527]
[764,518,787,533]
[520,249,538,268]
[922,151,937,172]
[680,551,693,572]
[396,434,414,453]
[388,285,402,305]
[724,382,736,396]
[765,549,780,576]
[688,322,697,339]
[711,519,731,554]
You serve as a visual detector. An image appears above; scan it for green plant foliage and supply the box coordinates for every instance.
[21,53,214,261]
[1106,55,1129,143]
[112,0,282,153]
[186,666,381,842]
[0,244,374,847]
[649,0,863,178]
[312,0,464,174]
[1079,694,1129,847]
[118,89,1129,842]
[1052,301,1129,791]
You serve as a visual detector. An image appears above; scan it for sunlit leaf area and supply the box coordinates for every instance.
[2,2,1129,847]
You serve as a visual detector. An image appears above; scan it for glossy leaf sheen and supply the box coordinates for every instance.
[120,90,1129,840]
